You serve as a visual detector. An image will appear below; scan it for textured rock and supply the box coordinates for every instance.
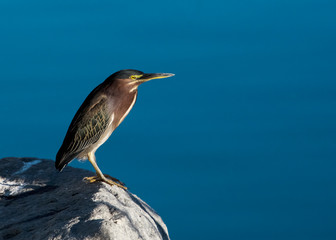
[0,157,169,240]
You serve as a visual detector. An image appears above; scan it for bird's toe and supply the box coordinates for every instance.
[105,178,128,190]
[103,174,126,186]
[83,176,99,183]
[83,175,127,190]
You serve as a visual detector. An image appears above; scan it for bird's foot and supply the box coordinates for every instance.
[83,176,100,183]
[103,174,126,186]
[84,175,127,190]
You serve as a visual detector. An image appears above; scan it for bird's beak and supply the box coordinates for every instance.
[138,73,175,82]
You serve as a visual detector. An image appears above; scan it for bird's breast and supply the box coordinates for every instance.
[92,92,137,152]
[113,93,137,128]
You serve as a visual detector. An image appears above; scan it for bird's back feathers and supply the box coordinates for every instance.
[55,83,111,171]
[55,76,139,171]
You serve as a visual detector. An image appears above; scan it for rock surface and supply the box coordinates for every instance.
[0,157,169,240]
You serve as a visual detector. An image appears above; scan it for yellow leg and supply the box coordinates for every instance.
[84,152,127,190]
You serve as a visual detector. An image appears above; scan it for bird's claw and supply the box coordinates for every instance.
[103,174,126,186]
[83,175,127,190]
[83,176,99,183]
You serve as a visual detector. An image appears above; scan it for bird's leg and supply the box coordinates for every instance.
[83,152,127,190]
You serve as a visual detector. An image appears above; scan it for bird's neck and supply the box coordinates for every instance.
[102,79,138,98]
[105,79,138,129]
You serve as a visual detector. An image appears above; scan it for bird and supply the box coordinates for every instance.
[55,69,174,189]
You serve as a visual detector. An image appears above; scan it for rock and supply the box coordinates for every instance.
[0,157,170,240]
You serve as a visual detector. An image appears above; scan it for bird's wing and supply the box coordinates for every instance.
[56,93,111,167]
[67,95,110,153]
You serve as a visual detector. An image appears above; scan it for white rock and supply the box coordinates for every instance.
[0,157,170,240]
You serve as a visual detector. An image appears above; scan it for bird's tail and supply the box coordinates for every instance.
[55,149,77,171]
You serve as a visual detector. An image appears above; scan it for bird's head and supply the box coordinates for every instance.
[110,69,174,90]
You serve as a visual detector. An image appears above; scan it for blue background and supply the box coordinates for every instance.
[1,1,336,239]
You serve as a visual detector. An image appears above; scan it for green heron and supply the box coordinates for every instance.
[55,69,174,189]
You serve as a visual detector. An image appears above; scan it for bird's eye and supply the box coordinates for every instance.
[131,75,137,80]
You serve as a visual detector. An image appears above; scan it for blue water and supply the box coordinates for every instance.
[1,1,336,239]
